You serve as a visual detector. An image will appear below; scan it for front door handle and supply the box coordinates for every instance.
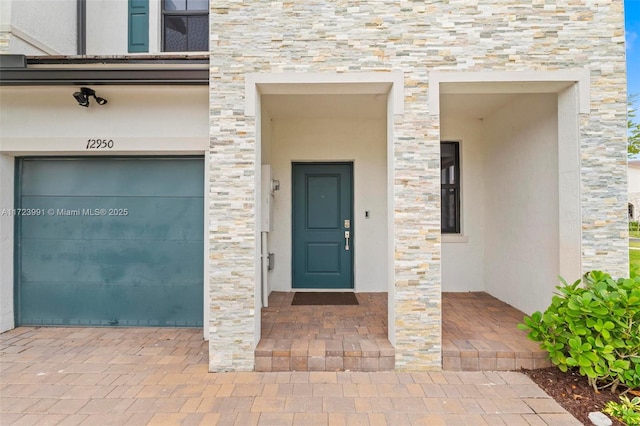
[344,230,350,251]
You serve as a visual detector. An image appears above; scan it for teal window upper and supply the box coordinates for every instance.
[128,0,149,53]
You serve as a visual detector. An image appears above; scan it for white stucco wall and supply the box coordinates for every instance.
[0,84,209,333]
[85,0,160,55]
[10,0,76,55]
[483,94,560,315]
[440,104,486,292]
[0,86,208,149]
[261,110,273,166]
[265,115,388,292]
[629,165,640,193]
[0,1,11,30]
[8,37,46,55]
[0,155,14,332]
[86,1,128,55]
[261,106,273,298]
[6,0,163,55]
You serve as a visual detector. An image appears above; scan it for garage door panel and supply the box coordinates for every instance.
[17,157,204,328]
[20,239,202,284]
[19,281,202,327]
[20,196,204,240]
[21,158,203,197]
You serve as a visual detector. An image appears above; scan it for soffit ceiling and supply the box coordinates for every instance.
[262,93,536,121]
[261,94,386,120]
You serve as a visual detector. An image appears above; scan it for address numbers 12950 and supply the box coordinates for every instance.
[86,139,114,149]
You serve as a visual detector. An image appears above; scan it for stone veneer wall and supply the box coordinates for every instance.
[208,1,627,371]
[0,32,9,53]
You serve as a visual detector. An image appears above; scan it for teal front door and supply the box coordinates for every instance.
[292,163,353,289]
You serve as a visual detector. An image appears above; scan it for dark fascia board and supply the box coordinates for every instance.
[0,68,209,86]
[26,55,209,65]
[0,54,28,68]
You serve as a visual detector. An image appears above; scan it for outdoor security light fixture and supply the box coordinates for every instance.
[72,87,107,107]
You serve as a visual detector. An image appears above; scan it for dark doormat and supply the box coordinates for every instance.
[291,292,359,306]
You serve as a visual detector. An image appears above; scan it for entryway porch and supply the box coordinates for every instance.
[442,292,551,371]
[255,292,394,372]
[256,292,549,372]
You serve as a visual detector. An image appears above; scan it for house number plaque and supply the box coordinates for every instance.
[86,139,114,149]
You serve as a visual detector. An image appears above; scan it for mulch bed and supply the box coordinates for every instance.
[522,366,626,425]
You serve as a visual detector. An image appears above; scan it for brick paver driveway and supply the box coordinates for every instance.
[0,327,579,425]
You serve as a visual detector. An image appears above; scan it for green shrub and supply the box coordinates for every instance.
[604,395,640,425]
[518,271,640,393]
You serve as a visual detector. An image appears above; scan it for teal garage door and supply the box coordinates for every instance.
[15,157,204,327]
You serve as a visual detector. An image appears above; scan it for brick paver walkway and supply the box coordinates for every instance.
[258,292,394,372]
[443,292,551,371]
[257,292,550,372]
[0,327,579,425]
